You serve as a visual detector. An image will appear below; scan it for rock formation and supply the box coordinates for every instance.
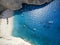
[0,0,52,11]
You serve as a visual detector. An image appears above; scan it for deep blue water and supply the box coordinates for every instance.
[12,0,60,45]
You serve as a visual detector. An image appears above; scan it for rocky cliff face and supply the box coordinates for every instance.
[0,0,52,14]
[0,0,22,10]
[0,5,6,14]
[23,0,52,5]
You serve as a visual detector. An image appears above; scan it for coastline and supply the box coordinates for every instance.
[0,9,31,45]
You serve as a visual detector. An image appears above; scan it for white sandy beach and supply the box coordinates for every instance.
[0,9,32,45]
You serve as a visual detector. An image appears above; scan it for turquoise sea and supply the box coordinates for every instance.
[12,0,60,45]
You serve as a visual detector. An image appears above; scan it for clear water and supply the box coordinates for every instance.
[12,0,60,45]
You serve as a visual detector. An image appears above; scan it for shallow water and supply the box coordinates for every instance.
[12,0,60,45]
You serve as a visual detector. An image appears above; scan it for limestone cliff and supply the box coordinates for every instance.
[0,0,52,11]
